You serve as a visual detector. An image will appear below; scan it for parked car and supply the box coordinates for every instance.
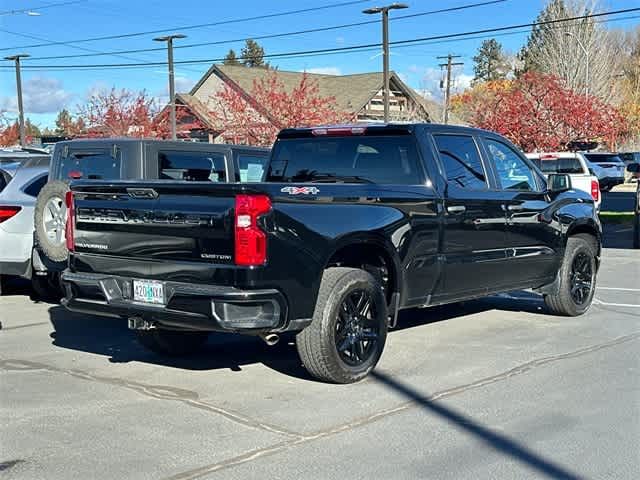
[0,155,50,295]
[525,151,601,210]
[60,124,601,383]
[33,139,270,297]
[619,152,640,166]
[582,152,626,191]
[627,162,640,249]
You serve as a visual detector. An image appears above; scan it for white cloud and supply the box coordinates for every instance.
[305,67,342,76]
[1,76,74,114]
[335,36,345,45]
[175,76,196,93]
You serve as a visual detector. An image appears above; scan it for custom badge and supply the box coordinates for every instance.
[280,186,320,195]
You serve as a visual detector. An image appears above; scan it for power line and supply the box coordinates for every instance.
[0,0,372,51]
[8,13,639,75]
[2,8,637,70]
[2,0,508,60]
[0,0,86,16]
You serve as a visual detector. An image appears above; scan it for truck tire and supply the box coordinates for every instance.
[544,234,598,316]
[135,329,209,356]
[296,267,388,384]
[34,181,70,263]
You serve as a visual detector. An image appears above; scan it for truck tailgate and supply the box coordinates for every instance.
[71,181,245,264]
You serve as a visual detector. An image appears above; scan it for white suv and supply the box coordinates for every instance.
[526,152,601,210]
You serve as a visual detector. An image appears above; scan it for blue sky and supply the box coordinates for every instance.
[1,0,639,128]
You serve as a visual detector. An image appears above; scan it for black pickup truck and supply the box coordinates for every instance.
[61,124,601,383]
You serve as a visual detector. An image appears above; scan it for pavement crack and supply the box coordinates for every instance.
[0,358,301,440]
[160,332,640,480]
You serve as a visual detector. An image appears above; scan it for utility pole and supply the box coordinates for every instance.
[363,3,408,123]
[153,34,186,140]
[438,54,463,124]
[4,53,30,146]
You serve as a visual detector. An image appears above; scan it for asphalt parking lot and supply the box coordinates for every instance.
[1,248,639,480]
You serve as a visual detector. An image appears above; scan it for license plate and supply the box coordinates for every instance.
[133,280,165,305]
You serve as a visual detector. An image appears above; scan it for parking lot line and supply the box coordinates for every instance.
[594,299,640,308]
[597,287,640,292]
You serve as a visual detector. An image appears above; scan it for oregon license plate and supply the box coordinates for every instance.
[133,280,165,305]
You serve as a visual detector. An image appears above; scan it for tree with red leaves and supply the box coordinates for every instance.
[452,72,629,152]
[77,88,173,138]
[209,72,351,146]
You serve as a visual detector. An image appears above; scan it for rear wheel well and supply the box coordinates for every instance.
[326,243,398,304]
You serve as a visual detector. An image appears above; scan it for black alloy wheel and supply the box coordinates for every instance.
[569,251,594,306]
[335,289,381,367]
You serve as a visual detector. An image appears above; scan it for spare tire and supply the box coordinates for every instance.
[34,180,70,262]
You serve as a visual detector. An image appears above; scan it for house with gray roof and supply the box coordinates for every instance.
[171,64,437,143]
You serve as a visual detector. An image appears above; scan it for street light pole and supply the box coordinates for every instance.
[153,34,186,140]
[4,53,30,146]
[565,32,589,97]
[363,3,408,123]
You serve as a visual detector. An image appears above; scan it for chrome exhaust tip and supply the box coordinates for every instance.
[259,333,279,346]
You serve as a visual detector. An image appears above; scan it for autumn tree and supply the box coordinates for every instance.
[617,25,640,148]
[0,118,42,146]
[241,39,267,68]
[209,72,350,146]
[54,108,85,137]
[76,88,171,138]
[223,49,241,66]
[452,72,628,151]
[473,39,510,83]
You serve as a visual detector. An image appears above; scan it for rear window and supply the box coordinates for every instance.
[158,151,226,182]
[0,169,12,193]
[267,136,421,184]
[531,156,584,174]
[237,153,267,182]
[59,150,121,180]
[584,154,623,164]
[23,174,48,197]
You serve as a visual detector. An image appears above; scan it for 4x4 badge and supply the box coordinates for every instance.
[280,186,320,195]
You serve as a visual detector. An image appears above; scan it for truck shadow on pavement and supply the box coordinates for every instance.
[47,291,547,380]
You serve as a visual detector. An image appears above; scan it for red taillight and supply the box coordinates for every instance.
[591,179,600,202]
[65,191,75,251]
[0,206,21,223]
[235,194,271,266]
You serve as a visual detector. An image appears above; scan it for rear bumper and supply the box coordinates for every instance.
[61,271,309,333]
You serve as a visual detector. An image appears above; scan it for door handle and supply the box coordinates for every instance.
[507,204,524,211]
[447,205,466,214]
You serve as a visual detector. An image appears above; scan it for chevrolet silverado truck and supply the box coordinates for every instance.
[61,124,602,383]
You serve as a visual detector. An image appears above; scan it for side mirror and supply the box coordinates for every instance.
[627,162,640,174]
[547,173,572,192]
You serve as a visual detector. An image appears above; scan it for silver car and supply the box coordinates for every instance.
[0,155,50,293]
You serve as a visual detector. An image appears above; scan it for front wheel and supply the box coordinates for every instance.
[136,329,210,356]
[544,235,598,316]
[296,267,388,384]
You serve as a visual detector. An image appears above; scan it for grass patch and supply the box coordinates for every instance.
[599,211,636,224]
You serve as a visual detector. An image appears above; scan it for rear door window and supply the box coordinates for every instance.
[268,135,422,184]
[237,153,267,182]
[60,150,121,180]
[158,151,226,182]
[433,134,487,189]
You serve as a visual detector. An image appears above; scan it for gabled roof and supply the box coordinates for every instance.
[189,64,430,120]
[174,93,217,130]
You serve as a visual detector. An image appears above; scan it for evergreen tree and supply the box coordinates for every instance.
[472,39,509,83]
[241,39,267,68]
[54,109,73,135]
[518,0,568,74]
[223,49,241,65]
